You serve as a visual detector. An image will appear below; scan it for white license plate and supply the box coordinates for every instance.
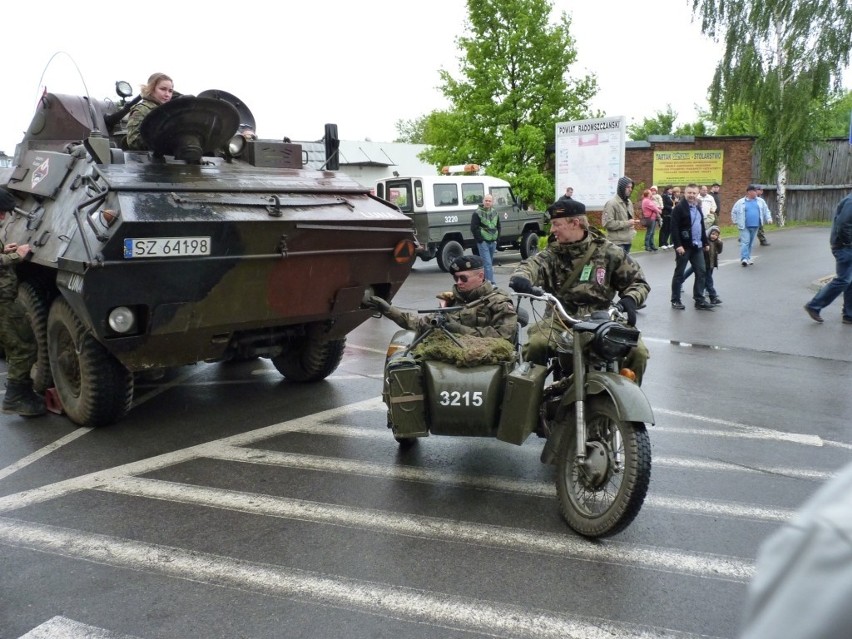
[123,237,211,258]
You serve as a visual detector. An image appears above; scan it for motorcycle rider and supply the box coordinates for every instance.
[509,198,651,384]
[368,254,518,342]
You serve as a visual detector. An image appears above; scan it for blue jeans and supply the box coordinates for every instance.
[644,220,657,250]
[477,240,497,284]
[806,246,852,320]
[739,227,758,261]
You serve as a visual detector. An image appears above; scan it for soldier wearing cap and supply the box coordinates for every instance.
[0,188,46,416]
[368,254,517,341]
[509,198,651,384]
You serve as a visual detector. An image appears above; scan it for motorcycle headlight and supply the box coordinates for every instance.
[591,321,639,361]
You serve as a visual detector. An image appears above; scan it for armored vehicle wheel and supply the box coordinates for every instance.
[272,335,346,382]
[47,298,133,427]
[18,282,54,393]
[437,240,464,272]
[520,231,540,259]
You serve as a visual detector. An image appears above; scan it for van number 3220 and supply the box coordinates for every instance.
[439,390,483,406]
[444,215,459,223]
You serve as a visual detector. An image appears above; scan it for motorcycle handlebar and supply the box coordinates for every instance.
[513,291,622,327]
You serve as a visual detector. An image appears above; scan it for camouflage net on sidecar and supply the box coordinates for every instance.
[410,332,517,367]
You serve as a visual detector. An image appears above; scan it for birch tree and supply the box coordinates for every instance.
[691,0,852,224]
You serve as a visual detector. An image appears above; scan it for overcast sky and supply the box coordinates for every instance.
[2,0,848,155]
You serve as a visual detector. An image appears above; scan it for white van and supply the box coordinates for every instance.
[375,175,545,271]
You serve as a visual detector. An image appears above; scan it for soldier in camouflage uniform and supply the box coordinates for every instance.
[370,254,517,343]
[0,189,46,416]
[509,198,651,384]
[125,73,174,150]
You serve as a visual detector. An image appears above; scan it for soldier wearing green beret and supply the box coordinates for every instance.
[509,198,651,384]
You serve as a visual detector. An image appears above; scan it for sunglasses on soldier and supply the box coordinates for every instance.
[453,274,469,283]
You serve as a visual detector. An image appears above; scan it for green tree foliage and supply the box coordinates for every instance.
[420,0,597,209]
[628,105,714,139]
[627,106,678,141]
[393,116,428,144]
[691,0,852,223]
[820,90,852,138]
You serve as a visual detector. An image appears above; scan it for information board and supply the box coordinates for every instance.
[652,150,724,186]
[555,116,626,209]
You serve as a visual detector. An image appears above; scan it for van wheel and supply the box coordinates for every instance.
[437,240,464,272]
[520,231,540,259]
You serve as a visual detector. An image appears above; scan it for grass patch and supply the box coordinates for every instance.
[625,220,831,253]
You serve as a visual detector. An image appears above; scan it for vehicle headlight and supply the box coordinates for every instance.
[108,306,136,333]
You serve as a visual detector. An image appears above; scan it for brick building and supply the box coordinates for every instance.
[586,136,756,227]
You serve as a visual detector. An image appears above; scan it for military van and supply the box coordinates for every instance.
[375,175,546,271]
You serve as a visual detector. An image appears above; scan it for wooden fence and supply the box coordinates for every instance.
[753,139,852,222]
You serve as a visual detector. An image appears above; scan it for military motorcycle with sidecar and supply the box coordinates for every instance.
[381,290,653,538]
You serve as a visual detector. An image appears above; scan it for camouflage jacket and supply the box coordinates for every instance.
[0,240,23,301]
[125,98,159,150]
[513,229,650,317]
[386,281,517,341]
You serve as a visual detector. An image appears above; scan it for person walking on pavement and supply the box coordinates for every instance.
[603,176,640,254]
[731,184,773,267]
[670,183,714,311]
[0,188,47,416]
[471,193,500,284]
[803,192,852,324]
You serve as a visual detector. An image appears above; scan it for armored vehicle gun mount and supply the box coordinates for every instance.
[2,82,416,427]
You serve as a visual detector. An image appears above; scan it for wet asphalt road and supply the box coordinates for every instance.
[0,226,850,639]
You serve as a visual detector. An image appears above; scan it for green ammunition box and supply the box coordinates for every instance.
[386,355,429,437]
[496,362,548,445]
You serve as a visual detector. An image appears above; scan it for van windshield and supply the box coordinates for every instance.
[490,186,513,207]
[385,181,413,211]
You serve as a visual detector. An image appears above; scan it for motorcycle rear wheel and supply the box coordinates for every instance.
[555,400,651,537]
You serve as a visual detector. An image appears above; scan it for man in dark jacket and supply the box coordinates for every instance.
[670,183,714,310]
[804,192,852,324]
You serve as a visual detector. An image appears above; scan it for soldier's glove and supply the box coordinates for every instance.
[367,296,392,315]
[616,297,638,327]
[509,276,534,294]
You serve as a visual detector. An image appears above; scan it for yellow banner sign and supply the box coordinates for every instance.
[652,150,724,186]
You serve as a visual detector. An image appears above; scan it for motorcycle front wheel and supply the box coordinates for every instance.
[555,400,651,537]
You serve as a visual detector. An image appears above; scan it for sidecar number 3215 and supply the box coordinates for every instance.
[438,390,484,407]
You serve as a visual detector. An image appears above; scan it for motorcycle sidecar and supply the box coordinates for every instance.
[382,329,548,446]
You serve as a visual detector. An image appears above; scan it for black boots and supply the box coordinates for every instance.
[2,380,47,417]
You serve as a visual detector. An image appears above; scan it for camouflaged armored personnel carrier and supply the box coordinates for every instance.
[2,82,416,427]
